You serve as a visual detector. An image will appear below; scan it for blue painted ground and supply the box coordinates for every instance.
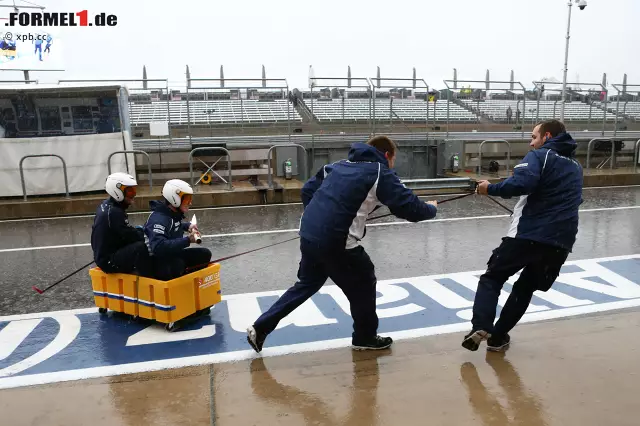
[1,255,639,386]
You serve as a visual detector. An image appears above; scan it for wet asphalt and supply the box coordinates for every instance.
[0,187,638,316]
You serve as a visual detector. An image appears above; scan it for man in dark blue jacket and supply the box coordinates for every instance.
[91,173,150,275]
[247,136,438,353]
[462,119,583,353]
[144,179,211,281]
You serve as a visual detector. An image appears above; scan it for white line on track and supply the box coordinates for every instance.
[0,205,638,254]
[1,185,637,224]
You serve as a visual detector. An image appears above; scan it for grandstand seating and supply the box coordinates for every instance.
[305,99,477,122]
[463,100,619,122]
[601,101,640,120]
[128,99,302,126]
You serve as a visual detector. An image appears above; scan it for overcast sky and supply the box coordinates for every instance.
[1,0,638,93]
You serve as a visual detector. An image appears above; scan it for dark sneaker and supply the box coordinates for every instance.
[247,325,267,353]
[352,335,393,351]
[461,329,491,352]
[487,333,511,352]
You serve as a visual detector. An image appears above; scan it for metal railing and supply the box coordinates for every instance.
[188,147,233,191]
[267,144,307,188]
[401,177,476,191]
[107,150,153,190]
[635,139,640,173]
[585,138,616,170]
[20,154,69,201]
[476,139,512,177]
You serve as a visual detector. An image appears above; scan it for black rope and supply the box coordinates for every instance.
[367,192,475,222]
[486,195,514,215]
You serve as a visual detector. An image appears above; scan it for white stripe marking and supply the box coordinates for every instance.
[0,319,43,361]
[0,315,81,378]
[1,297,640,390]
[1,205,638,254]
[126,324,216,347]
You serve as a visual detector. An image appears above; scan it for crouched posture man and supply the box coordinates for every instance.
[144,179,211,281]
[247,135,438,353]
[463,119,583,352]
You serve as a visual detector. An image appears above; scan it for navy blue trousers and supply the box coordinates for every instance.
[254,238,378,340]
[152,247,212,281]
[472,237,569,337]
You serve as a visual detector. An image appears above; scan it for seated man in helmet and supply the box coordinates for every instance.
[144,179,212,281]
[91,173,151,275]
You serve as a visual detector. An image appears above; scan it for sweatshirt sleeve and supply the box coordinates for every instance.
[301,164,333,208]
[375,165,437,222]
[488,150,543,198]
[145,217,190,256]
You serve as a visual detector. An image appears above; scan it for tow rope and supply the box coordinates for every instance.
[34,189,514,294]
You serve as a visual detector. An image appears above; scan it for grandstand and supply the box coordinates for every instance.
[602,101,640,121]
[128,99,301,127]
[304,99,477,123]
[462,100,617,123]
[1,80,637,141]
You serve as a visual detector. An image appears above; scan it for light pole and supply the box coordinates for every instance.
[560,0,588,122]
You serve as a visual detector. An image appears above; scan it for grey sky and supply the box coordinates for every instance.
[1,0,639,92]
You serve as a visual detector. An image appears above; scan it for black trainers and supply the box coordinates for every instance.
[246,325,267,353]
[461,329,491,352]
[487,333,511,352]
[352,335,393,351]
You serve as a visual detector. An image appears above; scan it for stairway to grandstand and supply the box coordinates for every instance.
[461,100,621,123]
[598,101,640,122]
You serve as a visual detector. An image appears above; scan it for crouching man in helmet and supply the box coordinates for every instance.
[91,173,151,275]
[143,179,212,281]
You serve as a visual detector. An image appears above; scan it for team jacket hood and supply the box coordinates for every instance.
[488,133,583,251]
[299,142,437,249]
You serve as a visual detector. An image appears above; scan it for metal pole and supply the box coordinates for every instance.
[115,88,130,174]
[425,85,430,133]
[634,139,640,173]
[311,87,315,176]
[536,87,541,122]
[522,93,527,140]
[372,87,376,134]
[166,80,173,143]
[446,90,450,137]
[602,90,608,137]
[287,86,292,143]
[186,86,192,142]
[614,91,621,138]
[560,0,573,122]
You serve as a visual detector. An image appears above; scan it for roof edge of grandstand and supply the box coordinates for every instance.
[0,83,126,94]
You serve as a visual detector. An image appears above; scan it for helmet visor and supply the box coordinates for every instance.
[180,193,193,207]
[123,186,137,198]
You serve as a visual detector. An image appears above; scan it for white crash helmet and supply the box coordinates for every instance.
[162,179,194,208]
[105,172,138,202]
